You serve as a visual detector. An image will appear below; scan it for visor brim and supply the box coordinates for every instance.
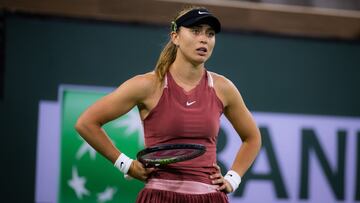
[181,15,221,33]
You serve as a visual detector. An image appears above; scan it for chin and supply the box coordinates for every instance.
[191,60,207,66]
[192,56,208,64]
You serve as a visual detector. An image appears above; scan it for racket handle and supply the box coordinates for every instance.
[143,162,160,168]
[124,174,133,180]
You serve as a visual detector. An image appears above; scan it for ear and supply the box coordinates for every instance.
[170,31,179,46]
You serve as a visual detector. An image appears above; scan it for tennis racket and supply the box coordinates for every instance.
[137,143,206,167]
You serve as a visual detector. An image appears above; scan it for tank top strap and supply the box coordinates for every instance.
[164,74,168,88]
[206,71,214,88]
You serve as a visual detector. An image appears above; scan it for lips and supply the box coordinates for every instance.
[196,47,207,52]
[196,47,208,55]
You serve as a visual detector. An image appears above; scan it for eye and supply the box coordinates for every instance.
[191,28,201,35]
[207,31,215,38]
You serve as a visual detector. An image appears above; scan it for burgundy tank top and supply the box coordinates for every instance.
[143,70,224,184]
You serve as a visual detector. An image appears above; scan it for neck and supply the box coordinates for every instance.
[170,55,205,85]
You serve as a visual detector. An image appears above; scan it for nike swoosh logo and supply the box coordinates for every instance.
[198,11,209,15]
[186,101,196,106]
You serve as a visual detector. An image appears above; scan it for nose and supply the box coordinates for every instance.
[199,34,208,44]
[200,39,207,44]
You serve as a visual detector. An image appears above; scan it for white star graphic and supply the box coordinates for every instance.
[97,186,117,202]
[112,108,144,146]
[76,140,97,160]
[68,166,90,199]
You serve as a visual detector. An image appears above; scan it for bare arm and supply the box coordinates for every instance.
[212,73,261,192]
[75,75,149,163]
[222,79,261,177]
[75,73,159,181]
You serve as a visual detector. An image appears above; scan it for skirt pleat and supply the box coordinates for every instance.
[136,188,229,203]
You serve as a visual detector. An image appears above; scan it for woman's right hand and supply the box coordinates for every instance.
[127,160,156,181]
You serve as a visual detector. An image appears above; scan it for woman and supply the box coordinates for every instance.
[75,6,261,203]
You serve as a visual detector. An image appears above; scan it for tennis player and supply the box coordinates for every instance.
[75,6,261,202]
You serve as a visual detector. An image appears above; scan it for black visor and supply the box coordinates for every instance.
[173,8,221,33]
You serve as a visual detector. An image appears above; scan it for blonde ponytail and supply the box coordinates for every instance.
[154,41,177,81]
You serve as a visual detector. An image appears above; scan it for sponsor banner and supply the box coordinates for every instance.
[59,85,145,203]
[220,113,360,203]
[35,85,360,203]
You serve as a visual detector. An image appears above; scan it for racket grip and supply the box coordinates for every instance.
[124,174,134,180]
[143,162,160,168]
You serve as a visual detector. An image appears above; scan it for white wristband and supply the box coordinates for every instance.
[224,170,242,192]
[114,153,133,174]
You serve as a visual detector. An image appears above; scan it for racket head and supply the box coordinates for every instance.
[137,143,206,167]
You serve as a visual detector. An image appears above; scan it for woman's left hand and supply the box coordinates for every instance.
[210,163,233,193]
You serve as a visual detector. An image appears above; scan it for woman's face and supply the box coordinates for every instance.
[172,24,216,65]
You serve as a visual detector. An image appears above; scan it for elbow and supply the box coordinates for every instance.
[245,129,262,153]
[74,116,102,138]
[255,130,262,152]
[74,117,90,137]
[241,130,262,153]
[74,118,84,135]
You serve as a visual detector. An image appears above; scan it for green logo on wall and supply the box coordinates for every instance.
[59,86,144,203]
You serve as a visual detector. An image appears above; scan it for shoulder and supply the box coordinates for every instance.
[208,71,240,107]
[129,71,159,89]
[115,71,161,100]
[125,71,159,88]
[208,71,238,94]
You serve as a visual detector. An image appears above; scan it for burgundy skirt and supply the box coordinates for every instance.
[136,188,229,203]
